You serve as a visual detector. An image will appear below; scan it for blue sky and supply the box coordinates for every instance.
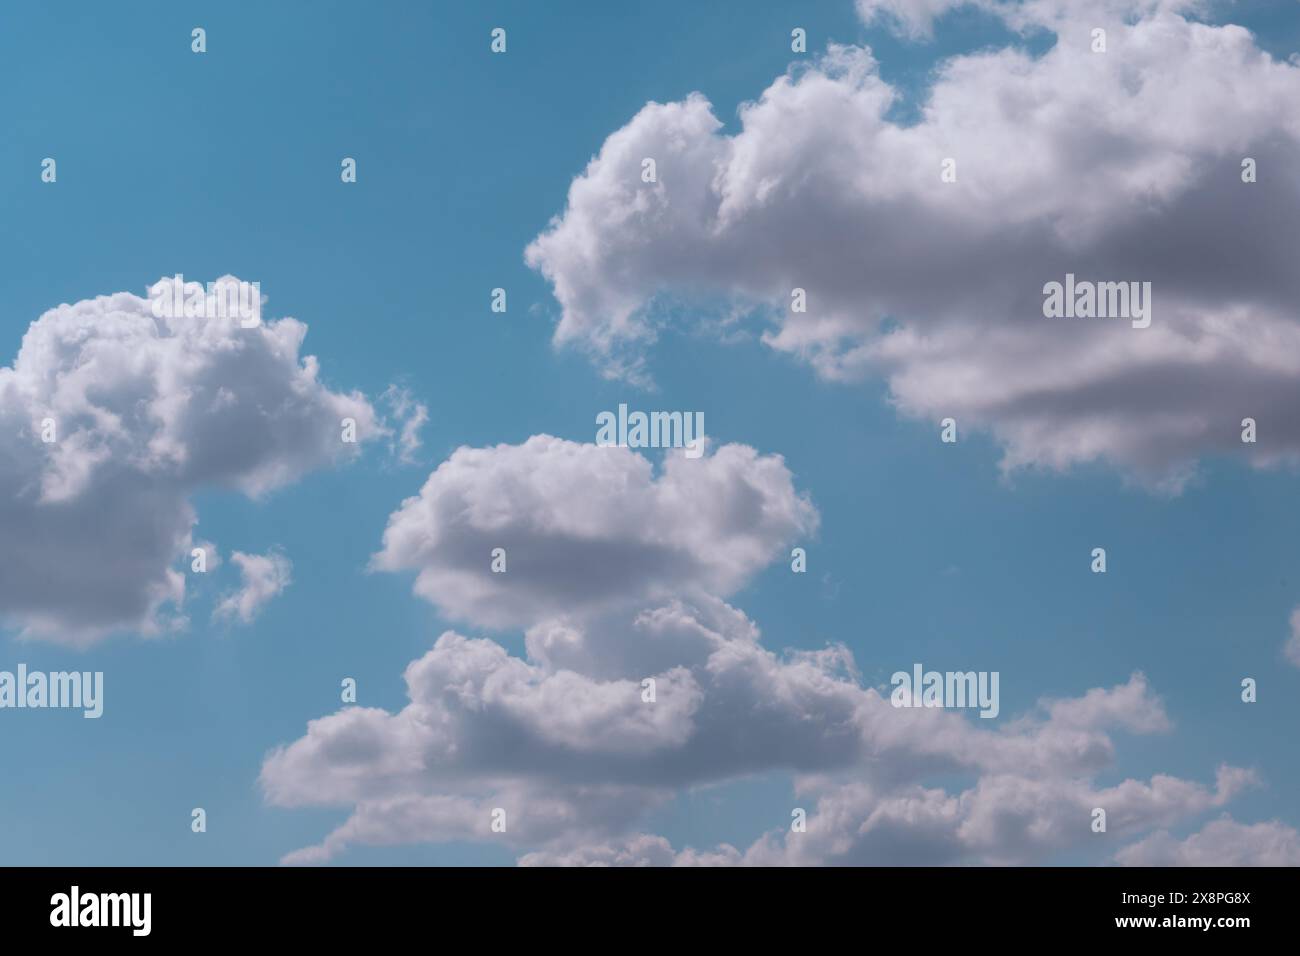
[1,0,1298,866]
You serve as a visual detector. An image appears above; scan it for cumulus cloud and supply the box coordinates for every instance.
[263,601,1251,864]
[0,279,377,645]
[743,764,1256,866]
[371,435,817,629]
[214,550,293,625]
[1115,815,1300,866]
[525,0,1300,488]
[264,435,1261,866]
[1039,676,1172,733]
[517,763,1259,867]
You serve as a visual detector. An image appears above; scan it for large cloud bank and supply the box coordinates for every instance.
[525,0,1300,490]
[263,435,1287,865]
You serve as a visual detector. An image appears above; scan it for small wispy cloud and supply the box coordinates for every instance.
[382,384,429,465]
[214,550,293,626]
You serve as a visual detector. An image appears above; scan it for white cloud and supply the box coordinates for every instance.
[853,0,1200,38]
[214,550,293,625]
[371,435,817,629]
[264,604,1251,864]
[742,764,1256,865]
[1115,815,1300,865]
[1040,676,1172,733]
[264,436,1260,865]
[854,0,978,39]
[518,834,742,867]
[0,279,378,645]
[380,384,428,465]
[517,764,1264,868]
[526,2,1300,488]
